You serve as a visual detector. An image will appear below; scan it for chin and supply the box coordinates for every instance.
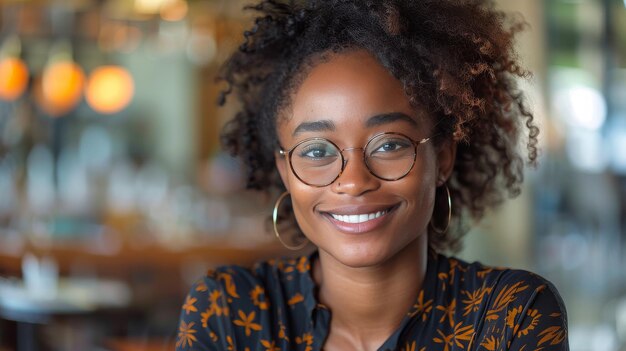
[326,243,400,268]
[317,230,427,269]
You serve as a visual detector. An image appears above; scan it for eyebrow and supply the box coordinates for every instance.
[292,120,336,135]
[365,112,419,128]
[292,112,419,136]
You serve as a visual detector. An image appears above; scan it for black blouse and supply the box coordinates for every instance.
[176,251,569,350]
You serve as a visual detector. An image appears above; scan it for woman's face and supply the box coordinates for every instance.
[275,49,455,268]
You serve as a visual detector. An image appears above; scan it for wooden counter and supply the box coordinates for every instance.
[0,235,304,278]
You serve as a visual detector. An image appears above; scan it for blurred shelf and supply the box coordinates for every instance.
[105,338,176,351]
[0,235,301,278]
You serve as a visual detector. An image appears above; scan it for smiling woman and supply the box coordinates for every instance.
[273,51,444,271]
[176,1,568,350]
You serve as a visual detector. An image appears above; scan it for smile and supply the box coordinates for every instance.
[321,204,399,234]
[329,209,389,224]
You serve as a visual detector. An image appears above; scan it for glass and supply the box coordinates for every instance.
[278,132,431,187]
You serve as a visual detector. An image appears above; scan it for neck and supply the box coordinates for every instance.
[313,234,428,350]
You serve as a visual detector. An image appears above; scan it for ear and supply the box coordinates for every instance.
[436,138,457,186]
[275,152,291,192]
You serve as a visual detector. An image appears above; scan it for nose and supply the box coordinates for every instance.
[330,149,380,196]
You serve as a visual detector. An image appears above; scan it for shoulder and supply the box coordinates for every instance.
[435,254,565,304]
[184,255,313,318]
[175,255,315,350]
[191,254,312,294]
[434,254,569,349]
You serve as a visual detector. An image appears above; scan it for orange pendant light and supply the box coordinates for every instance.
[85,65,134,114]
[0,36,29,101]
[0,57,29,101]
[39,41,85,117]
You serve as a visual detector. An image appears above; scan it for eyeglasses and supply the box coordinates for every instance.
[278,132,431,187]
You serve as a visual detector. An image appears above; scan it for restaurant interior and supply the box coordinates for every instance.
[0,0,625,350]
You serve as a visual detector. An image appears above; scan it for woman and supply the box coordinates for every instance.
[176,0,568,350]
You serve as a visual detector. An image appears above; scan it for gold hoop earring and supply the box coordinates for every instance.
[272,191,308,250]
[429,184,451,234]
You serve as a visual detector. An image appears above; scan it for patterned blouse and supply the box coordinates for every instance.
[176,251,569,350]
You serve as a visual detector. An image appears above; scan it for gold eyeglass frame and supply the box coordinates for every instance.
[278,132,431,187]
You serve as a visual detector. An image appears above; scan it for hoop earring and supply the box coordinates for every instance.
[272,191,308,250]
[429,184,452,234]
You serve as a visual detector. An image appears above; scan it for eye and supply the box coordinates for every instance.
[371,139,411,153]
[296,141,338,159]
[377,142,403,152]
[303,148,328,158]
[366,135,415,160]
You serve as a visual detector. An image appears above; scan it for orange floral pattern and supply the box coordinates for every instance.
[176,252,568,350]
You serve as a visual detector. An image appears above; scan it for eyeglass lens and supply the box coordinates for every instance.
[289,133,417,186]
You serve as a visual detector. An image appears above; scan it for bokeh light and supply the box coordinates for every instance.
[85,65,134,114]
[0,57,29,101]
[40,61,85,117]
[160,0,188,22]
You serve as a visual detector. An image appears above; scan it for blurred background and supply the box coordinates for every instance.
[0,0,624,350]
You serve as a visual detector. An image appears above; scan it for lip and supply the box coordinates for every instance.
[319,204,398,216]
[319,203,399,234]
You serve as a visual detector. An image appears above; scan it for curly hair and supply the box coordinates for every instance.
[219,0,539,253]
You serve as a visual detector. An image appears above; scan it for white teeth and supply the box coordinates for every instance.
[330,209,388,224]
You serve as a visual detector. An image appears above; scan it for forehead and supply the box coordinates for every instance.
[282,49,429,133]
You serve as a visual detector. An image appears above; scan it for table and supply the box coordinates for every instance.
[0,278,132,351]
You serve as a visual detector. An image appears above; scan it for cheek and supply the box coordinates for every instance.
[402,159,439,220]
[404,176,435,213]
[286,179,320,233]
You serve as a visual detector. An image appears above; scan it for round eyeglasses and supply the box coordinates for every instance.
[278,132,431,187]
